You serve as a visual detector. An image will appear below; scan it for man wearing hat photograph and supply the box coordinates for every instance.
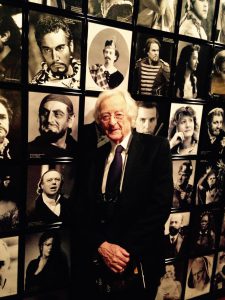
[28,93,78,159]
[89,38,124,89]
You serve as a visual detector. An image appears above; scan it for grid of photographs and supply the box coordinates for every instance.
[0,0,225,299]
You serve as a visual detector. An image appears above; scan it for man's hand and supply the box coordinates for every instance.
[98,241,130,273]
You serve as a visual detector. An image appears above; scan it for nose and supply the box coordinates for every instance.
[109,114,117,125]
[47,111,55,123]
[51,49,59,61]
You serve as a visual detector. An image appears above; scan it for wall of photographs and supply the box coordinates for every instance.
[0,0,225,299]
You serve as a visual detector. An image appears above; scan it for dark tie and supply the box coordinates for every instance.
[106,145,124,196]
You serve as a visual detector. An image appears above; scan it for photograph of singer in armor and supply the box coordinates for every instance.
[28,92,79,159]
[133,33,173,97]
[168,102,203,156]
[86,22,132,91]
[195,159,224,206]
[164,212,190,259]
[155,260,184,300]
[219,211,225,248]
[0,89,21,160]
[172,159,196,209]
[137,0,178,33]
[28,0,82,13]
[28,11,82,89]
[24,229,70,294]
[174,41,211,100]
[0,236,18,298]
[215,0,225,44]
[184,255,213,299]
[210,48,225,95]
[179,0,216,41]
[0,165,20,232]
[88,0,134,23]
[214,251,225,291]
[26,163,75,226]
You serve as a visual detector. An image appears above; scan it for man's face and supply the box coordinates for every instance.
[103,47,117,65]
[209,115,223,137]
[0,103,9,142]
[39,100,74,140]
[147,43,160,62]
[41,170,62,197]
[200,215,209,230]
[192,0,208,20]
[192,259,206,287]
[40,29,72,76]
[177,116,194,139]
[135,107,157,135]
[207,173,216,187]
[188,50,199,71]
[99,95,132,144]
[42,237,53,258]
[169,214,182,236]
[177,168,189,187]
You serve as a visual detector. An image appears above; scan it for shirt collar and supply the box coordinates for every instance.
[42,193,60,206]
[110,131,132,153]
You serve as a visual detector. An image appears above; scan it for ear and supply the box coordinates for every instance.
[68,114,75,129]
[0,31,11,43]
[69,40,74,53]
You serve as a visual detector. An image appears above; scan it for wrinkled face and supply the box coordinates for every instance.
[42,237,54,258]
[103,47,117,65]
[207,173,216,187]
[135,107,157,135]
[192,0,209,20]
[147,43,160,62]
[200,215,209,230]
[40,29,72,76]
[188,50,199,71]
[41,170,62,196]
[192,259,206,287]
[177,116,194,138]
[0,103,9,142]
[209,115,223,136]
[99,95,132,144]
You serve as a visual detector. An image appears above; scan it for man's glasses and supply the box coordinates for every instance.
[100,112,125,122]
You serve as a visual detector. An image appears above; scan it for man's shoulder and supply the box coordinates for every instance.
[89,64,103,71]
[135,57,148,67]
[133,132,169,149]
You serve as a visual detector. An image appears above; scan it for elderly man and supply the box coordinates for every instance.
[89,39,124,89]
[78,89,173,299]
[28,94,77,159]
[135,101,159,135]
[0,96,13,159]
[31,14,80,88]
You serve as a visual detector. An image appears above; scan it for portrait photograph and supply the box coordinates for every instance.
[0,89,22,160]
[137,0,178,33]
[184,254,214,299]
[214,251,225,291]
[168,102,203,156]
[174,40,212,100]
[215,0,225,44]
[24,229,71,294]
[88,0,134,23]
[133,33,173,96]
[28,11,82,89]
[28,0,82,13]
[179,0,216,41]
[28,91,79,159]
[164,211,190,259]
[172,159,196,209]
[219,211,225,248]
[0,236,18,298]
[86,22,132,91]
[210,47,225,96]
[0,5,22,83]
[26,163,75,227]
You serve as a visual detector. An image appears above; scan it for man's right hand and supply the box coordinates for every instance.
[98,241,130,273]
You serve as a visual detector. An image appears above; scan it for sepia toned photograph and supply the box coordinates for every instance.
[210,47,225,95]
[0,236,18,297]
[184,255,213,299]
[29,0,82,13]
[86,22,132,91]
[28,11,82,89]
[164,211,190,259]
[179,0,216,41]
[215,0,225,44]
[88,0,134,23]
[133,34,173,96]
[137,0,178,33]
[24,229,70,294]
[28,92,79,159]
[26,163,75,226]
[172,159,196,209]
[168,102,203,156]
[214,251,225,290]
[0,5,22,83]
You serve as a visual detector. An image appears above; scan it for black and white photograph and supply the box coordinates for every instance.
[86,22,132,91]
[137,0,178,33]
[172,159,196,209]
[28,92,79,159]
[168,102,203,156]
[164,211,190,259]
[220,211,225,248]
[210,47,225,95]
[184,255,213,299]
[215,0,225,44]
[179,0,216,41]
[133,34,173,96]
[214,251,225,290]
[0,89,21,160]
[26,163,75,226]
[0,5,22,83]
[0,236,18,298]
[88,0,134,23]
[24,229,70,294]
[28,11,82,89]
[28,0,82,13]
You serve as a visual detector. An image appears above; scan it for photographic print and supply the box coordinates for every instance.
[214,251,225,290]
[28,92,79,159]
[210,47,225,95]
[29,0,82,13]
[28,11,82,89]
[86,22,132,91]
[215,0,225,44]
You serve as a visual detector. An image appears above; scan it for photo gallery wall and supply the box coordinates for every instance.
[0,0,225,299]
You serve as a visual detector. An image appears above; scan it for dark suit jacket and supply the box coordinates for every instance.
[81,132,173,288]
